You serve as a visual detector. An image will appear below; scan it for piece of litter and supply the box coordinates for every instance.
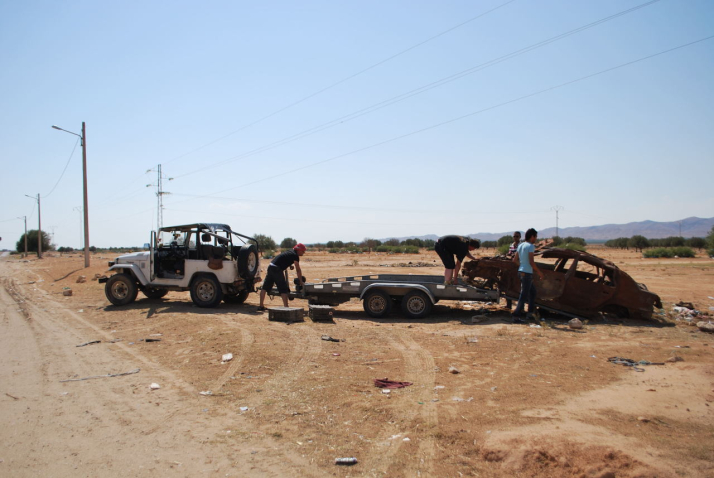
[335,457,358,465]
[529,324,542,328]
[76,340,101,347]
[452,396,473,402]
[590,355,597,358]
[240,406,249,412]
[332,353,340,356]
[382,389,391,394]
[490,386,497,392]
[222,353,233,363]
[78,309,83,313]
[403,437,411,442]
[448,366,460,374]
[434,385,445,390]
[389,434,402,440]
[149,333,163,337]
[150,383,160,390]
[199,391,212,396]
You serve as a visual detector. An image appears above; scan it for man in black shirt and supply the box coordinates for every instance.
[434,235,480,285]
[258,243,306,310]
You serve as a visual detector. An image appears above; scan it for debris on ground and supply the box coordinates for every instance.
[150,383,161,390]
[696,321,714,333]
[59,368,141,383]
[321,335,344,342]
[568,318,583,329]
[76,340,101,347]
[221,353,233,363]
[666,356,684,363]
[200,391,213,396]
[448,366,460,374]
[374,378,413,389]
[76,275,87,283]
[62,288,72,296]
[335,457,358,465]
[607,357,665,371]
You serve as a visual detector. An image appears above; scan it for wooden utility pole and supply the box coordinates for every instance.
[38,194,42,259]
[81,122,90,268]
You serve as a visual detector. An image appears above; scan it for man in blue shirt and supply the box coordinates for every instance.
[512,228,544,323]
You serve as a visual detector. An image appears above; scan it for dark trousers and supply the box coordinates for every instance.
[513,272,536,317]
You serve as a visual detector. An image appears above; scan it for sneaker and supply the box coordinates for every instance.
[257,306,267,312]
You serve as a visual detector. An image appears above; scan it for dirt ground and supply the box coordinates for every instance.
[1,245,713,477]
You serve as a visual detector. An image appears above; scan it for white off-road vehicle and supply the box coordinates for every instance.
[101,223,261,308]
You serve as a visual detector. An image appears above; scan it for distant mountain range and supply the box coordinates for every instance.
[384,217,714,243]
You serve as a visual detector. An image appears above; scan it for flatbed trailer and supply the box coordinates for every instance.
[279,274,500,319]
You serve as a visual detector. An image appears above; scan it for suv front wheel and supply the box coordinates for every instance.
[190,274,224,308]
[105,273,139,306]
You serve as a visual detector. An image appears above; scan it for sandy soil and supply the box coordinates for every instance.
[1,246,713,477]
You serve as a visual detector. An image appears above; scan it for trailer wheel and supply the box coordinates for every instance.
[401,290,432,319]
[363,289,392,318]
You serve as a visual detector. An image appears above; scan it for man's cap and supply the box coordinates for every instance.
[294,243,307,252]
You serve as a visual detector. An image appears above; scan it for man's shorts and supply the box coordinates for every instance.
[262,265,290,294]
[434,241,456,269]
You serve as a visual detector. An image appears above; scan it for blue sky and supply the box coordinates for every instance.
[1,0,712,248]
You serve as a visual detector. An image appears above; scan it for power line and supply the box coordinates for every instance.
[168,192,548,215]
[164,207,543,228]
[43,137,80,198]
[172,0,663,179]
[165,34,714,208]
[163,0,520,166]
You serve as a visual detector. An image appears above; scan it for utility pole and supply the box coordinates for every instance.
[52,122,89,267]
[147,164,173,232]
[551,205,564,238]
[25,194,42,258]
[17,216,27,258]
[74,207,83,249]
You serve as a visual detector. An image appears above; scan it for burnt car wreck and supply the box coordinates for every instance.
[462,248,662,320]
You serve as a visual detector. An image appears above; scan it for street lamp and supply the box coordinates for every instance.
[52,122,90,268]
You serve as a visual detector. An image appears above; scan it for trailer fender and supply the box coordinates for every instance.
[359,283,436,304]
[108,264,150,286]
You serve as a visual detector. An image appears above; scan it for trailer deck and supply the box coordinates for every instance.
[283,274,500,318]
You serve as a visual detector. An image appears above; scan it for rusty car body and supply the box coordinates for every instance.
[461,248,662,319]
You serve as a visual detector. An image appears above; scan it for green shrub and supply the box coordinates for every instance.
[498,244,509,255]
[642,247,694,258]
[671,247,695,258]
[263,249,275,259]
[643,248,672,258]
[328,248,340,254]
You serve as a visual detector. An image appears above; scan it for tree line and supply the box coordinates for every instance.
[604,234,709,252]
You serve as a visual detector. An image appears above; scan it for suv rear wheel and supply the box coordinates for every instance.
[190,274,223,308]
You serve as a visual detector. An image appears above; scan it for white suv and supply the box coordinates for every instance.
[101,223,261,308]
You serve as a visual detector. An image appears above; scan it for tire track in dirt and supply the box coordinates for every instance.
[1,262,325,477]
[362,328,438,477]
[210,321,254,392]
